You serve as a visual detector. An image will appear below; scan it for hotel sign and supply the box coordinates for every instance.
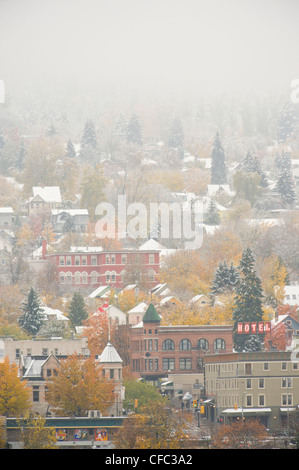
[237,322,271,334]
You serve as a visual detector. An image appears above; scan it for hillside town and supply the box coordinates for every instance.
[1,0,299,453]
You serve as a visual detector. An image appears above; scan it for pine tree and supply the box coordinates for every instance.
[127,113,142,146]
[205,199,220,225]
[18,288,45,336]
[168,116,184,149]
[15,140,26,171]
[277,101,298,143]
[232,248,264,352]
[62,213,76,233]
[81,120,97,149]
[66,139,76,159]
[242,150,267,187]
[210,132,227,184]
[275,166,296,207]
[68,292,88,327]
[211,261,239,297]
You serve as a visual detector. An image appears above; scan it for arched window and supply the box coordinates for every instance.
[81,271,88,284]
[179,339,192,351]
[74,271,81,284]
[105,271,111,283]
[162,339,175,351]
[214,338,226,351]
[91,271,98,284]
[111,271,116,282]
[59,272,65,284]
[66,272,72,284]
[197,338,209,351]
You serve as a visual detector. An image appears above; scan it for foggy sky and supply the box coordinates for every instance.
[0,0,298,101]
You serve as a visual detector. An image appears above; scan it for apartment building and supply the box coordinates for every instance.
[204,350,299,431]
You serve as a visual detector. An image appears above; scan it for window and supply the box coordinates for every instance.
[111,271,116,282]
[121,254,127,264]
[148,339,153,351]
[214,338,226,351]
[59,273,65,284]
[263,363,269,371]
[111,255,115,265]
[179,358,192,370]
[81,272,88,284]
[246,395,252,407]
[162,358,175,370]
[75,256,80,266]
[246,379,252,389]
[15,349,20,359]
[66,272,72,284]
[245,363,252,375]
[259,395,265,406]
[282,362,287,370]
[91,271,97,284]
[149,270,155,281]
[155,359,158,371]
[259,378,265,389]
[149,254,155,265]
[106,255,110,264]
[33,386,39,402]
[91,256,97,266]
[82,256,87,266]
[59,256,65,266]
[179,339,192,351]
[282,378,292,388]
[154,339,158,351]
[42,348,48,355]
[106,272,110,283]
[197,339,209,351]
[47,369,52,377]
[162,339,175,351]
[282,394,292,406]
[75,272,81,284]
[110,369,114,379]
[149,359,153,371]
[66,256,71,266]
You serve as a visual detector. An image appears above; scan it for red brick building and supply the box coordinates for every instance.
[129,304,233,381]
[43,244,160,290]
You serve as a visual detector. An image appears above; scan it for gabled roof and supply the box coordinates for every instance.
[142,303,161,323]
[88,285,111,299]
[128,302,148,314]
[32,186,62,203]
[98,342,123,364]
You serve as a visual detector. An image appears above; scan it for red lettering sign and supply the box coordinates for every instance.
[237,323,243,334]
[251,322,257,333]
[258,322,264,333]
[244,322,250,334]
[264,321,271,333]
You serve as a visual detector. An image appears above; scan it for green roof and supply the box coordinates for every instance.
[142,303,161,323]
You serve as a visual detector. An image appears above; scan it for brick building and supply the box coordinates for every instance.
[43,244,160,290]
[129,304,233,382]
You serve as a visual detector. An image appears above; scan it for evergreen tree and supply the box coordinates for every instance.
[127,113,142,145]
[15,140,26,171]
[81,120,97,149]
[211,261,239,298]
[68,292,88,327]
[62,213,76,233]
[275,166,296,207]
[210,132,227,184]
[205,199,220,225]
[277,101,298,143]
[18,288,45,336]
[232,248,264,352]
[243,150,267,188]
[168,116,184,149]
[66,139,76,159]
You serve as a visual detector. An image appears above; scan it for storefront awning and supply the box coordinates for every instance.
[222,408,272,415]
[161,381,173,387]
[280,407,296,414]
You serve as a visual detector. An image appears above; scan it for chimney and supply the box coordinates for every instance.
[42,239,47,258]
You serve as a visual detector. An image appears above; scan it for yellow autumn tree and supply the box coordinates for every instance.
[261,255,288,307]
[0,357,31,417]
[46,354,115,417]
[20,416,57,449]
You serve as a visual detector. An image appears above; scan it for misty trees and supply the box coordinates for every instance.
[168,115,184,158]
[205,199,220,225]
[80,164,107,221]
[210,132,227,184]
[277,101,298,143]
[80,119,98,162]
[65,139,76,159]
[232,248,264,352]
[127,113,143,146]
[242,150,267,187]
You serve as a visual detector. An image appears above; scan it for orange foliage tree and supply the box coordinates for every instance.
[0,357,31,417]
[46,354,115,417]
[212,418,268,449]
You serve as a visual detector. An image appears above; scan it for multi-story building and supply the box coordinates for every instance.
[204,350,299,431]
[43,245,160,290]
[129,303,233,383]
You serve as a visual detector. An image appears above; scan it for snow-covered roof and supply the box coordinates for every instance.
[32,186,62,203]
[128,302,148,314]
[70,246,103,253]
[190,294,209,304]
[0,207,13,213]
[98,342,123,363]
[139,239,166,251]
[42,306,69,322]
[207,184,235,197]
[88,285,111,299]
[51,209,89,216]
